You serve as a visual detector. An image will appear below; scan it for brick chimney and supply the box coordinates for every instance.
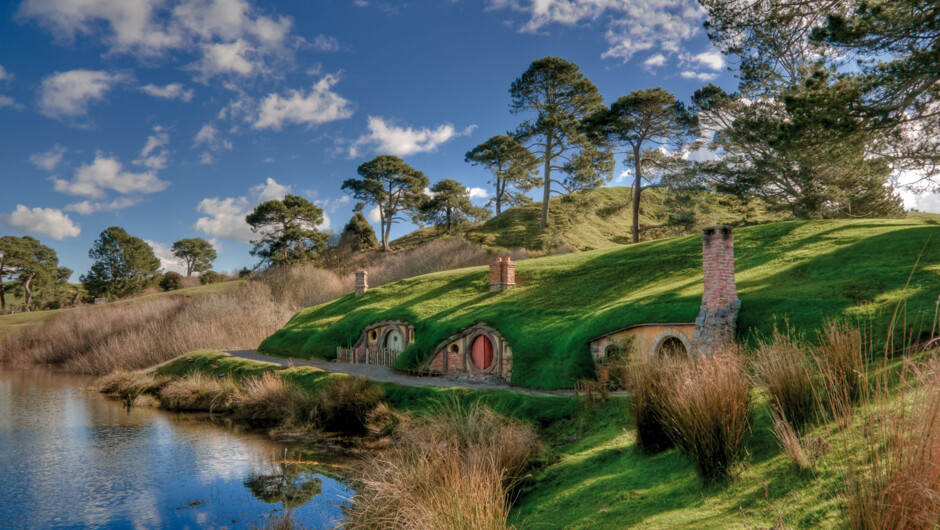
[489,257,516,292]
[355,270,368,297]
[692,226,740,355]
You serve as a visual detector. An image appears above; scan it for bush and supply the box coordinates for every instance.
[753,331,817,432]
[658,350,752,483]
[297,377,385,435]
[160,272,183,291]
[626,362,676,454]
[200,270,223,285]
[159,371,238,412]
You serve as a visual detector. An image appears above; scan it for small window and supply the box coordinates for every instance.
[658,336,687,358]
[370,330,378,341]
[449,344,459,353]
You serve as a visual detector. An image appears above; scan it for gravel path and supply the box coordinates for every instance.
[223,349,580,397]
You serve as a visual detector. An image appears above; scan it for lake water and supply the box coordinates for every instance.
[0,366,352,529]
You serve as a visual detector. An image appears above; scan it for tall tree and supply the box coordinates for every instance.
[81,227,160,299]
[419,179,492,233]
[171,238,217,277]
[465,134,541,215]
[341,155,430,250]
[245,194,328,268]
[510,57,614,228]
[584,88,693,243]
[0,235,65,310]
[338,212,379,252]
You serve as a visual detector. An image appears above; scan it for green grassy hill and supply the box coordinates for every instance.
[260,216,940,388]
[391,186,787,251]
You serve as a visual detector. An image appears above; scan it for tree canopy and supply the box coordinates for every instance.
[419,179,491,233]
[81,226,160,299]
[341,155,429,250]
[510,56,614,228]
[338,212,379,252]
[465,134,541,215]
[0,235,69,310]
[245,194,329,268]
[171,238,217,277]
[584,88,693,242]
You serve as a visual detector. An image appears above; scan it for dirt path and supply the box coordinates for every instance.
[223,350,583,397]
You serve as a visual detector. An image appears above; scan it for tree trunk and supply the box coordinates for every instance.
[495,177,502,216]
[632,147,642,244]
[541,134,553,229]
[24,273,35,311]
[0,262,5,309]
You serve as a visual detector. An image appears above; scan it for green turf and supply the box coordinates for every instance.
[391,186,786,252]
[260,217,940,389]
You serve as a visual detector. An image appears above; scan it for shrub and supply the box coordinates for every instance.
[200,270,223,285]
[96,370,168,404]
[658,350,752,483]
[297,377,385,435]
[626,362,676,454]
[159,371,238,412]
[234,371,305,424]
[160,272,183,291]
[753,331,817,432]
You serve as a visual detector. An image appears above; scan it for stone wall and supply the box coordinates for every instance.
[691,225,740,355]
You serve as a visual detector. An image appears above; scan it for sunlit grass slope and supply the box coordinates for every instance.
[392,186,787,251]
[260,217,940,388]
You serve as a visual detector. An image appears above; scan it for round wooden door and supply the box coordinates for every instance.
[471,335,494,370]
[384,328,404,352]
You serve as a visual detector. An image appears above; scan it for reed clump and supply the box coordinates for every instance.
[234,371,306,424]
[159,371,239,412]
[294,377,386,435]
[753,330,817,433]
[625,362,676,454]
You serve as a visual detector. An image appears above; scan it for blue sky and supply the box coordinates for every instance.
[1,0,934,278]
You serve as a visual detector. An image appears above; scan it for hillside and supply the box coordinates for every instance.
[260,216,940,388]
[391,186,788,251]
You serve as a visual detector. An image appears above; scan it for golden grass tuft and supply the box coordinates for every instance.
[234,371,305,424]
[625,362,676,454]
[753,330,817,433]
[159,371,238,412]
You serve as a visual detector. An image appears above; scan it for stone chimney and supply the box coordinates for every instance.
[355,270,368,297]
[692,226,740,355]
[489,257,516,292]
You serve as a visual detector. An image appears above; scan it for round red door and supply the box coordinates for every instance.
[471,335,494,370]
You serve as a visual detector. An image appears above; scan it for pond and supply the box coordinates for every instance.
[0,366,352,529]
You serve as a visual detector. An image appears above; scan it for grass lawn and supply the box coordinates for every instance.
[260,217,940,388]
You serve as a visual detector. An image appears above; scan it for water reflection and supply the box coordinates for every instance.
[0,366,352,529]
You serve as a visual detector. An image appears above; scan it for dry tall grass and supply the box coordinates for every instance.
[626,362,676,454]
[657,350,753,483]
[345,402,540,530]
[294,377,386,435]
[234,371,305,424]
[0,282,294,374]
[815,322,868,421]
[843,355,940,529]
[159,371,238,412]
[753,331,817,433]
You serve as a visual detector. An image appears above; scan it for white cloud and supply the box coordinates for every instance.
[1,205,80,240]
[250,177,291,201]
[38,69,129,122]
[193,177,295,242]
[199,151,215,165]
[139,126,169,157]
[54,151,169,198]
[489,0,705,63]
[0,65,10,82]
[680,70,717,81]
[692,51,724,71]
[643,53,667,67]
[468,187,489,199]
[0,95,16,109]
[905,192,940,213]
[312,34,340,52]
[139,82,194,101]
[146,239,187,274]
[253,73,353,130]
[366,205,382,223]
[20,0,296,80]
[349,116,475,157]
[29,144,67,171]
[65,197,139,215]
